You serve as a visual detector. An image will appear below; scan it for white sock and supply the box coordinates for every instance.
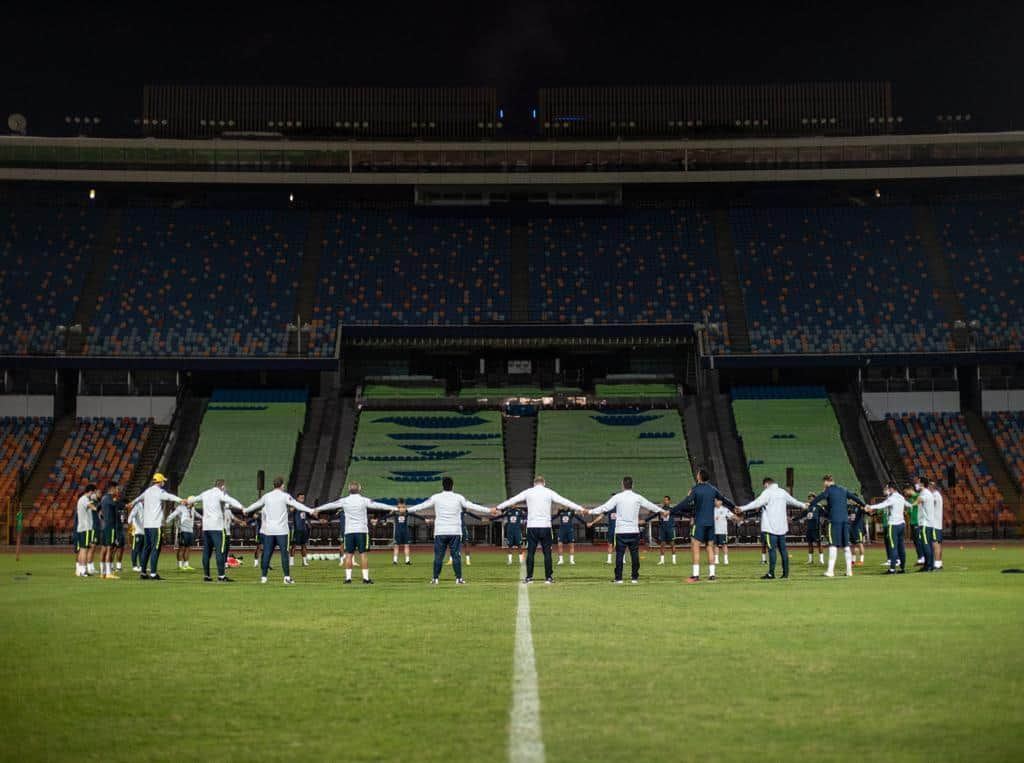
[858,554,864,563]
[558,554,564,563]
[709,564,716,577]
[724,554,729,564]
[844,547,853,573]
[692,564,700,577]
[519,553,525,563]
[761,553,766,562]
[606,553,612,563]
[714,554,719,564]
[115,562,122,570]
[75,563,83,575]
[569,554,574,563]
[405,554,410,562]
[345,568,352,581]
[659,554,665,562]
[808,553,813,562]
[87,563,96,574]
[935,560,943,568]
[827,547,837,573]
[819,553,824,563]
[465,554,471,562]
[362,568,370,581]
[178,560,184,568]
[507,553,513,563]
[289,556,295,566]
[671,553,676,564]
[393,552,398,562]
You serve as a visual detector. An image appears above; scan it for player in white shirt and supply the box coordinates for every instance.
[712,496,743,566]
[187,479,245,582]
[928,479,945,570]
[244,476,316,585]
[127,502,145,572]
[583,476,664,584]
[314,482,397,585]
[126,473,186,580]
[865,482,908,574]
[406,476,491,585]
[738,477,807,580]
[74,485,101,577]
[165,501,198,572]
[494,476,584,584]
[912,477,936,571]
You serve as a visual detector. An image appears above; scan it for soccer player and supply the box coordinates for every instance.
[314,482,396,585]
[406,476,491,585]
[586,493,618,564]
[713,496,743,566]
[738,477,806,580]
[250,512,264,568]
[669,469,735,582]
[98,484,122,579]
[188,479,245,582]
[128,499,145,572]
[912,477,936,571]
[555,504,584,565]
[165,499,198,571]
[87,499,101,575]
[495,476,584,584]
[849,501,869,567]
[127,473,186,580]
[805,492,825,565]
[808,475,865,578]
[928,479,944,570]
[583,476,662,584]
[656,495,677,565]
[112,489,128,572]
[244,477,315,585]
[502,502,526,565]
[289,492,313,568]
[905,486,925,564]
[74,485,100,577]
[865,483,908,574]
[392,501,413,565]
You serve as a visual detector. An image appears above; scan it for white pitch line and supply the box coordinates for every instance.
[510,583,546,763]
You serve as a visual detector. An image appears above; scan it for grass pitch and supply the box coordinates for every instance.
[0,544,1022,762]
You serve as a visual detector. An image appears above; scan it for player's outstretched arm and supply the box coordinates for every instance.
[243,496,265,515]
[405,498,434,514]
[496,490,529,512]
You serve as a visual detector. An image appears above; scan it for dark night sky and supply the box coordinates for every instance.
[3,1,1021,135]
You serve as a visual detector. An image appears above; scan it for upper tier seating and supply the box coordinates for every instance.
[730,206,950,353]
[86,209,307,356]
[934,201,1024,350]
[527,210,727,339]
[0,207,101,354]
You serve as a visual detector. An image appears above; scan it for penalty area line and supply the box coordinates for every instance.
[510,583,545,763]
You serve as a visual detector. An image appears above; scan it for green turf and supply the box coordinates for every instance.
[179,402,306,506]
[345,410,506,504]
[1,546,1022,762]
[733,397,863,501]
[535,409,693,504]
[362,384,447,399]
[594,382,679,397]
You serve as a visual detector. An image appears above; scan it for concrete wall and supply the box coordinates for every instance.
[862,391,961,420]
[0,396,54,418]
[76,396,176,424]
[982,389,1024,412]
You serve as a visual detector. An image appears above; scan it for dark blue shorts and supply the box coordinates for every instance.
[292,528,309,546]
[75,530,94,551]
[101,527,119,547]
[827,522,851,547]
[851,524,867,544]
[557,526,575,543]
[692,525,715,544]
[179,532,195,547]
[926,527,943,544]
[394,527,411,545]
[658,522,675,542]
[805,527,821,543]
[344,533,370,554]
[714,533,728,546]
[506,527,523,547]
[113,527,125,547]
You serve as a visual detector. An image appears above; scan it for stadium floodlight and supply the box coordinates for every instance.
[968,320,981,330]
[288,193,294,203]
[89,189,96,200]
[200,120,207,126]
[73,116,81,124]
[93,117,101,125]
[65,116,72,124]
[361,122,368,128]
[954,320,966,329]
[686,120,693,127]
[965,114,972,121]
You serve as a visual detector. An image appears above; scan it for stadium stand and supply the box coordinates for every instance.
[0,417,52,510]
[85,209,307,356]
[885,413,1008,525]
[934,201,1024,350]
[986,412,1024,495]
[345,410,506,504]
[361,384,447,399]
[594,382,678,397]
[527,210,728,336]
[534,409,692,505]
[731,386,861,502]
[457,387,549,399]
[29,417,152,531]
[730,206,950,353]
[0,206,101,354]
[310,211,511,355]
[179,390,307,507]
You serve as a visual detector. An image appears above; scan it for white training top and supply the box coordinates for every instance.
[867,492,907,526]
[244,489,313,536]
[76,494,95,533]
[406,491,490,536]
[129,484,185,529]
[497,485,583,529]
[588,489,661,535]
[930,491,944,530]
[165,504,197,533]
[315,494,395,535]
[739,483,806,536]
[916,487,935,529]
[715,506,737,534]
[190,487,244,532]
[128,504,144,535]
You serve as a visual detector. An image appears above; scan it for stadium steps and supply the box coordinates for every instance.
[308,393,340,504]
[325,396,357,500]
[158,396,209,493]
[964,410,1023,520]
[67,208,122,355]
[712,209,751,353]
[503,413,537,495]
[914,205,968,349]
[694,386,734,496]
[870,420,911,485]
[293,210,325,354]
[510,219,530,322]
[829,392,887,499]
[712,391,754,503]
[124,424,169,499]
[289,396,326,497]
[20,414,72,511]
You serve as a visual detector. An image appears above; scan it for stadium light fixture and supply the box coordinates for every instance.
[874,188,881,199]
[89,188,96,200]
[288,193,294,203]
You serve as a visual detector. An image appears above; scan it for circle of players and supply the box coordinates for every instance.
[71,468,946,585]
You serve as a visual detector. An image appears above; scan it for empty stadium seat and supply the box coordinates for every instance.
[0,417,53,510]
[986,412,1024,503]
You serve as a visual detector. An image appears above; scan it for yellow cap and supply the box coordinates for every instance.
[153,473,167,483]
